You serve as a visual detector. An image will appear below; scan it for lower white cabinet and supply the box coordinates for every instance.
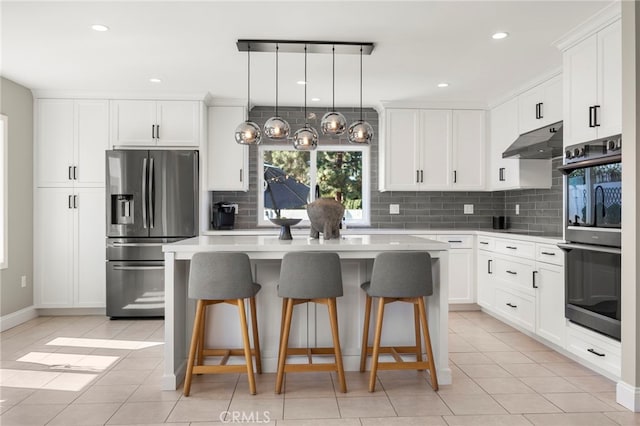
[436,235,474,304]
[534,261,565,347]
[35,187,105,308]
[566,322,621,378]
[477,251,494,308]
[494,287,535,332]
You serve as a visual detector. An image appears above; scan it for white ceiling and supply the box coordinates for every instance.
[1,1,611,109]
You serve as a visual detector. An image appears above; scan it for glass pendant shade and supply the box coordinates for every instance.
[347,120,374,144]
[320,111,347,136]
[264,116,290,139]
[235,120,262,145]
[293,125,319,151]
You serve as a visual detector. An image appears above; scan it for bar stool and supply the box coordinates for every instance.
[183,252,262,396]
[275,251,347,394]
[359,251,438,392]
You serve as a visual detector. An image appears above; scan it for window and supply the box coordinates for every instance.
[0,114,6,269]
[258,144,369,227]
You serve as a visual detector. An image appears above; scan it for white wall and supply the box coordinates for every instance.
[0,77,34,317]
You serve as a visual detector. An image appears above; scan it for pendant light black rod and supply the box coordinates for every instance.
[359,45,363,121]
[332,45,336,111]
[275,44,279,117]
[304,44,308,126]
[247,45,251,114]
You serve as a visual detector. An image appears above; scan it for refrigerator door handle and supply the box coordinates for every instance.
[149,157,155,229]
[112,265,165,271]
[111,242,165,247]
[142,157,148,229]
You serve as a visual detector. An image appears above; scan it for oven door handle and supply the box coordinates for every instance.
[557,242,621,255]
[558,154,621,174]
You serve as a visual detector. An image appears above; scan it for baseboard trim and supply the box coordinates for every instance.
[617,381,640,412]
[0,305,38,332]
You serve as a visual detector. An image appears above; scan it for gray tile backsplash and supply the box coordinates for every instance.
[211,107,562,235]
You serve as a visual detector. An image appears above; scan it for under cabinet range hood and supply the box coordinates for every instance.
[502,121,563,159]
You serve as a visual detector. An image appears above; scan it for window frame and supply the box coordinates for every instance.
[257,143,370,227]
[0,114,7,269]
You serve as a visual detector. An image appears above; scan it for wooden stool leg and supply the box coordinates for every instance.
[184,299,204,396]
[360,294,372,372]
[275,298,294,394]
[237,298,257,395]
[249,296,262,374]
[277,298,287,368]
[418,297,439,391]
[328,298,347,393]
[196,302,207,367]
[369,297,386,392]
[414,302,424,369]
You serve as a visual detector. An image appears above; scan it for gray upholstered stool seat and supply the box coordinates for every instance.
[275,251,347,394]
[359,251,438,392]
[183,252,262,396]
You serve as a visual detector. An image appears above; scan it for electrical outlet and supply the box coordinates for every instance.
[389,204,400,215]
[463,204,474,214]
[515,204,520,215]
[231,203,239,214]
[21,275,27,288]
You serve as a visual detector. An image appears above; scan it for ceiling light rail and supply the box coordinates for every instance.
[237,40,374,55]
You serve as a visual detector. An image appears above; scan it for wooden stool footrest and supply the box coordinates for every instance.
[193,365,249,374]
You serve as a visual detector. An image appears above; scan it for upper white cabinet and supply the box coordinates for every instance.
[562,19,621,146]
[518,74,563,134]
[488,97,551,190]
[381,108,484,191]
[36,99,109,187]
[207,106,248,191]
[111,100,201,147]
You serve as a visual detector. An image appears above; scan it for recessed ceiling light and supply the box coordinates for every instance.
[492,32,509,40]
[91,24,109,32]
[437,82,449,88]
[311,97,320,102]
[297,80,307,85]
[149,78,162,83]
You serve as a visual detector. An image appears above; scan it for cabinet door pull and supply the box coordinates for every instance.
[541,251,556,256]
[506,270,517,275]
[587,348,605,357]
[506,246,517,250]
[488,259,493,274]
[454,170,457,183]
[240,168,243,182]
[73,166,77,180]
[152,124,155,139]
[73,195,78,209]
[588,106,595,128]
[533,270,538,289]
[499,167,505,181]
[416,170,419,183]
[156,124,160,139]
[506,303,517,308]
[68,166,73,180]
[68,195,73,209]
[535,103,540,119]
[448,240,463,243]
[593,105,600,127]
[420,170,424,183]
[538,102,544,119]
[480,241,489,245]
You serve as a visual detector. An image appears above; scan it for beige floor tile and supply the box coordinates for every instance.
[337,396,396,418]
[565,375,618,393]
[543,362,598,377]
[282,376,336,398]
[493,393,562,414]
[233,374,283,399]
[476,319,516,333]
[228,397,284,421]
[501,363,556,378]
[603,411,640,425]
[276,419,361,426]
[542,392,615,413]
[525,412,618,425]
[437,377,488,395]
[331,371,382,397]
[443,414,532,425]
[111,356,162,371]
[74,384,138,404]
[107,401,177,424]
[388,394,453,416]
[164,399,230,423]
[283,397,340,420]
[360,416,446,425]
[47,402,121,425]
[592,392,628,411]
[93,369,152,386]
[484,351,534,364]
[525,350,572,363]
[17,388,82,405]
[448,335,477,353]
[438,394,507,415]
[449,352,495,365]
[181,379,238,400]
[474,377,535,394]
[380,378,437,396]
[0,403,66,426]
[127,385,182,402]
[520,376,582,393]
[458,364,512,379]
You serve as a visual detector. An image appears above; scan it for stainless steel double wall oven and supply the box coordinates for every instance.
[559,134,621,340]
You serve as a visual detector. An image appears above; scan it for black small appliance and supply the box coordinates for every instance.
[212,202,236,230]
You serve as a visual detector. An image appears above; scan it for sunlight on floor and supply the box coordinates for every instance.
[17,352,119,372]
[46,337,163,350]
[0,368,97,391]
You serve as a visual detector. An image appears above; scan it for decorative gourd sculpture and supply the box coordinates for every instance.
[306,198,345,240]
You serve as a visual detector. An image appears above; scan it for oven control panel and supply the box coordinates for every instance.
[564,134,622,164]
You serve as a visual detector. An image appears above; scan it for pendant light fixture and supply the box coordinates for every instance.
[293,45,319,151]
[347,45,374,145]
[264,44,290,139]
[320,45,347,136]
[234,44,262,145]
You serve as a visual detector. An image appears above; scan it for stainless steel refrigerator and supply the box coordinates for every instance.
[105,150,198,318]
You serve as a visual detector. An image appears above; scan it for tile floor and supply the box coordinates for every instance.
[1,311,639,425]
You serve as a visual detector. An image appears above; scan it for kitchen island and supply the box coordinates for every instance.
[161,234,450,391]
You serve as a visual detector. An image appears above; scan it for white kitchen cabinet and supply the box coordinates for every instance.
[207,106,248,191]
[518,74,563,134]
[35,187,105,308]
[451,110,485,190]
[111,100,200,147]
[562,19,621,146]
[488,95,551,191]
[437,235,474,303]
[494,287,536,332]
[381,108,484,191]
[36,99,109,187]
[477,251,495,309]
[535,261,565,347]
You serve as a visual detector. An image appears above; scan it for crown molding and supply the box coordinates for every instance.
[487,67,562,110]
[554,1,621,52]
[31,90,208,101]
